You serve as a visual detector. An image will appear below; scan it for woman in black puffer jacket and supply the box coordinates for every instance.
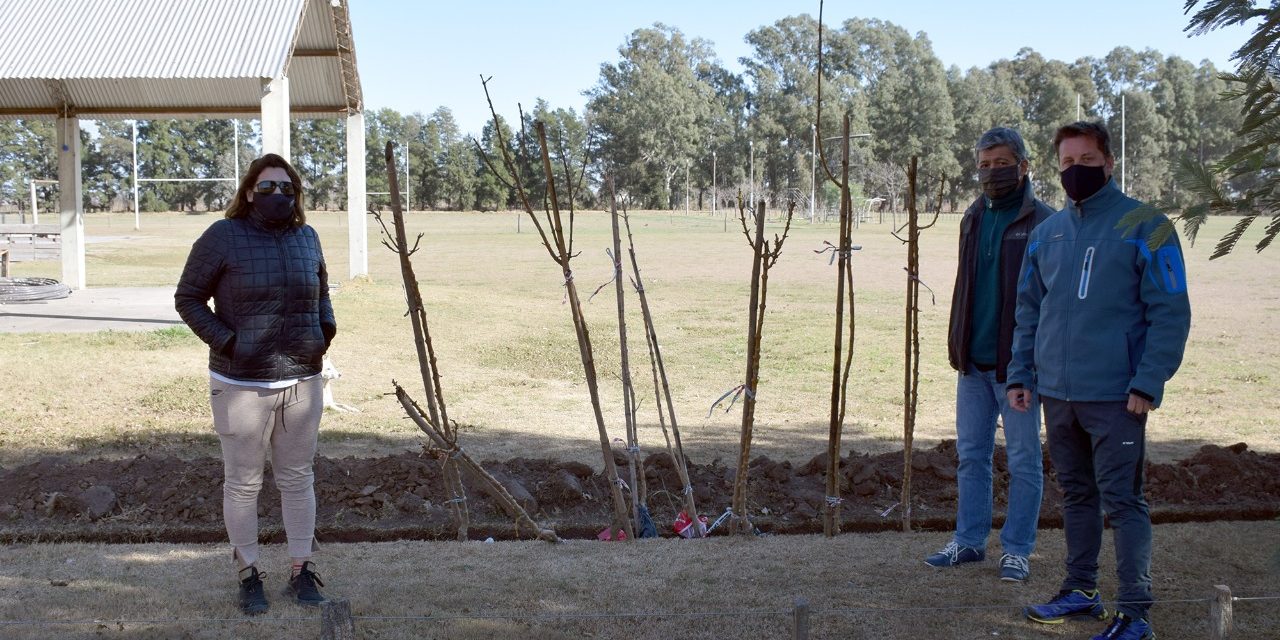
[175,153,334,615]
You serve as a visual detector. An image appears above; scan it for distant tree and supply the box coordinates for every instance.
[290,118,345,210]
[588,24,720,209]
[473,115,517,211]
[844,19,958,207]
[947,65,1025,206]
[81,120,133,211]
[0,119,58,214]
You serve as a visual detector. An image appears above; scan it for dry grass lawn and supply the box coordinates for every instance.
[0,521,1275,639]
[1,210,1277,469]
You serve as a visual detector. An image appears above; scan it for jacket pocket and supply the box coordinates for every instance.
[1153,245,1187,294]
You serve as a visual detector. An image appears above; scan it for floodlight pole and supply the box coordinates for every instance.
[233,120,240,181]
[810,124,817,223]
[749,140,754,207]
[712,149,717,220]
[1121,92,1126,193]
[132,120,140,230]
[685,160,690,215]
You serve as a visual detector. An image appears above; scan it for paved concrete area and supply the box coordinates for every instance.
[0,287,183,333]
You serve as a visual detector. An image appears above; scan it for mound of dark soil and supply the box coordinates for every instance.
[2,442,1276,543]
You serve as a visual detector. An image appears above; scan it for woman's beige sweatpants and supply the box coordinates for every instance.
[210,375,323,568]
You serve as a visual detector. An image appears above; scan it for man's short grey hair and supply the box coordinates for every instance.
[976,127,1028,164]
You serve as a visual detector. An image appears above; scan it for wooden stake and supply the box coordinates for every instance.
[792,596,810,640]
[319,599,355,640]
[608,175,644,534]
[622,207,702,536]
[1210,584,1232,639]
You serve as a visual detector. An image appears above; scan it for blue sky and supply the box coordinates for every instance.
[346,1,1244,136]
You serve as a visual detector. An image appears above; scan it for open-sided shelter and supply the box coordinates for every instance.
[0,0,369,287]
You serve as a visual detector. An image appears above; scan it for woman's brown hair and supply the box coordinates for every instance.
[225,153,306,226]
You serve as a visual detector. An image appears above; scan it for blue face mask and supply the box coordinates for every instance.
[251,193,295,227]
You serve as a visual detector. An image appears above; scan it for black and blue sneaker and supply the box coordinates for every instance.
[1024,589,1110,624]
[1092,612,1155,639]
[924,541,985,568]
[284,561,327,607]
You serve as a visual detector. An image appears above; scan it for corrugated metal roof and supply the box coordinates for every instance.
[0,0,362,119]
[0,0,304,79]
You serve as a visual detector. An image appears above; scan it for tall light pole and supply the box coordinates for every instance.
[1121,92,1127,193]
[749,140,755,207]
[810,124,817,223]
[685,160,690,215]
[712,149,717,220]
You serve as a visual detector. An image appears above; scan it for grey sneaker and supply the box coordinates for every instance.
[1000,553,1030,582]
[924,541,985,567]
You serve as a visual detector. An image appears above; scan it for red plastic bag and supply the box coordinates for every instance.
[673,511,709,538]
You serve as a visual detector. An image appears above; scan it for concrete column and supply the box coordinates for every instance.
[260,76,290,161]
[57,116,85,290]
[346,111,367,278]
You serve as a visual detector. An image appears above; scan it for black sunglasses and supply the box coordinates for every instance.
[253,180,298,196]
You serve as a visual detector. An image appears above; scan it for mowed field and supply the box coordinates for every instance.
[1,208,1278,469]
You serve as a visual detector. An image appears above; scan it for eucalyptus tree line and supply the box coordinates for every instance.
[0,8,1251,217]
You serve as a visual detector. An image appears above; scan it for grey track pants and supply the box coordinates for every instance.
[210,375,323,568]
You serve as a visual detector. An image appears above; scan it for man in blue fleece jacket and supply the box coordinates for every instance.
[1007,121,1190,640]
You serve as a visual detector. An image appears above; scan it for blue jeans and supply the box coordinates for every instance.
[1043,398,1153,621]
[953,365,1043,556]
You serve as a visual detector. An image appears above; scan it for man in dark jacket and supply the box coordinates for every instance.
[1011,122,1190,640]
[926,127,1052,582]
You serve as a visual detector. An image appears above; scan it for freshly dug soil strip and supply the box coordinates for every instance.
[2,442,1277,544]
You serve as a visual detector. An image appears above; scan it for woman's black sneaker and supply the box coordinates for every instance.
[238,567,269,615]
[284,561,327,606]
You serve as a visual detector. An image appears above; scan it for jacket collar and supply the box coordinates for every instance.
[1065,177,1124,216]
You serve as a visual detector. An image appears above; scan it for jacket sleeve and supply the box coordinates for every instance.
[314,228,337,347]
[174,223,234,352]
[1128,223,1192,407]
[1005,234,1044,390]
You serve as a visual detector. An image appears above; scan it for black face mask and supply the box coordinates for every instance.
[978,165,1021,200]
[251,193,296,227]
[1060,164,1108,203]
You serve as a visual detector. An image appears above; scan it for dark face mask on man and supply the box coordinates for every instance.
[251,193,296,227]
[1059,164,1108,203]
[978,165,1021,200]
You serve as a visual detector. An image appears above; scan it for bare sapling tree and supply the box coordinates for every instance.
[895,157,941,532]
[475,76,634,540]
[813,0,858,538]
[376,141,557,543]
[728,197,796,535]
[619,198,703,537]
[606,175,645,532]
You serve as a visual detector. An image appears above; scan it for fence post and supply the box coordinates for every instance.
[793,596,810,640]
[320,598,355,640]
[1210,585,1232,640]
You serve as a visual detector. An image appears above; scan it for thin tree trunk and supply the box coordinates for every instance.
[902,157,919,533]
[731,199,768,535]
[383,142,469,541]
